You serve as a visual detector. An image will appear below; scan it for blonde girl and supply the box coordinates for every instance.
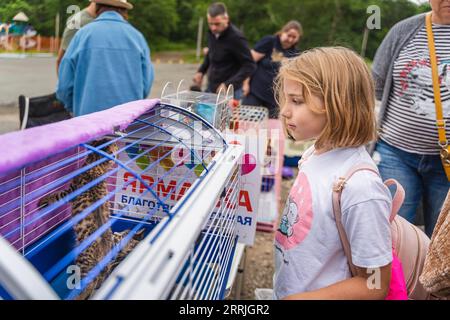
[274,47,393,300]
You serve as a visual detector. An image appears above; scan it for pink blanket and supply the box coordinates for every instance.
[0,99,159,174]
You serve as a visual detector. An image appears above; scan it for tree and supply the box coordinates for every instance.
[0,0,431,57]
[0,0,33,23]
[128,0,178,50]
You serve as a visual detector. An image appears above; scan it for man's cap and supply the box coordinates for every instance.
[90,0,133,10]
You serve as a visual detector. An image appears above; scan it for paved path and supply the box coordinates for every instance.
[0,56,199,134]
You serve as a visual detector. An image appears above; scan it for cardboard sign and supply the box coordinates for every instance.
[112,140,215,221]
[112,131,263,246]
[225,133,266,246]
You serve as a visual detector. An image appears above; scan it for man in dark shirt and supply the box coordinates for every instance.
[193,2,256,99]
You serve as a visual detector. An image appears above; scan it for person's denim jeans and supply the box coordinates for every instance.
[374,139,450,237]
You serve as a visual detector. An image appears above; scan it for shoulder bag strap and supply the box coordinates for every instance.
[426,12,450,181]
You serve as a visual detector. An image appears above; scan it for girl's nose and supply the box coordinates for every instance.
[280,105,291,119]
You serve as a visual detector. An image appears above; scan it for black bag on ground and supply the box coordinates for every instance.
[18,93,72,129]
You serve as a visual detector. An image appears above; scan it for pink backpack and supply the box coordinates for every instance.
[332,164,431,300]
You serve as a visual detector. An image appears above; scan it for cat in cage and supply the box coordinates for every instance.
[38,139,145,300]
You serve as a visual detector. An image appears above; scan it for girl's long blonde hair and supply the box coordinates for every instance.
[275,47,377,150]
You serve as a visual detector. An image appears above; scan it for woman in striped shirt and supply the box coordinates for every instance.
[372,0,450,237]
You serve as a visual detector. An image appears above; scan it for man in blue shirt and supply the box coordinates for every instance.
[57,0,154,116]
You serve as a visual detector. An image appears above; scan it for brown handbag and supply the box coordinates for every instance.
[419,190,450,297]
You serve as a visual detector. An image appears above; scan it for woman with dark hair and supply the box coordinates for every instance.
[242,20,302,118]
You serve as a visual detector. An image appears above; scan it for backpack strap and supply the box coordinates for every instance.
[332,164,405,277]
[384,179,406,223]
[332,164,379,276]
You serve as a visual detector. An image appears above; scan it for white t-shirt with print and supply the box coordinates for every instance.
[273,146,393,299]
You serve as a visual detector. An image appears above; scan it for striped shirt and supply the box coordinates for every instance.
[380,23,450,155]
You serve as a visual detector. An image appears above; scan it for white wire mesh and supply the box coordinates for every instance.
[229,105,269,132]
[168,166,240,300]
[161,88,232,132]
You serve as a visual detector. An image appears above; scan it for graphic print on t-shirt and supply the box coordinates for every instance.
[275,172,314,252]
[278,198,298,237]
[399,56,450,118]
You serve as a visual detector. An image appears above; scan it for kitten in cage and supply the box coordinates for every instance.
[38,139,145,300]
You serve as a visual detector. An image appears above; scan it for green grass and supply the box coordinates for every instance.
[151,39,203,64]
[152,40,195,53]
[181,51,203,64]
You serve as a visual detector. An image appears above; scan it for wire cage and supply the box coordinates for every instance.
[229,104,269,133]
[0,100,243,300]
[161,81,233,132]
